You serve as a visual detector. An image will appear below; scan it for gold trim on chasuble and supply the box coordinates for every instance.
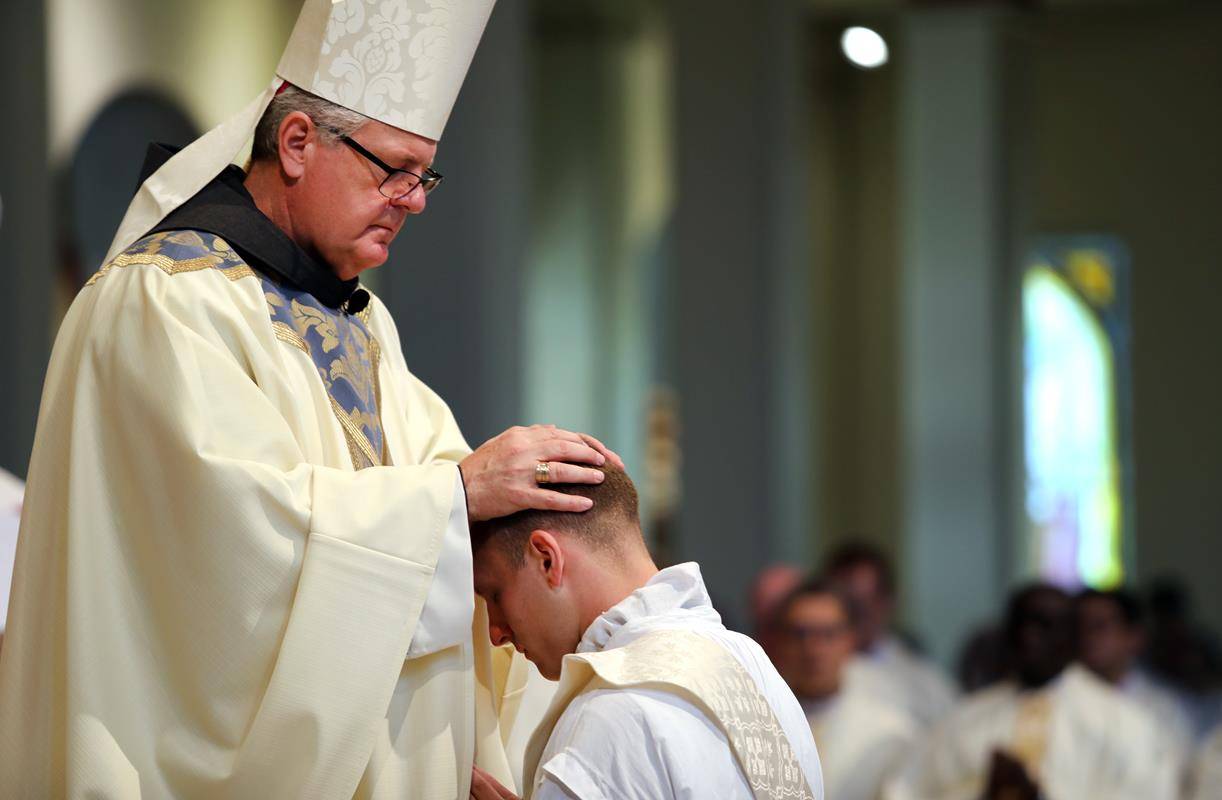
[90,230,390,472]
[263,283,391,471]
[525,630,817,800]
[86,230,255,286]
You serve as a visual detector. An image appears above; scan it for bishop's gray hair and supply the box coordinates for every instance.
[251,84,368,163]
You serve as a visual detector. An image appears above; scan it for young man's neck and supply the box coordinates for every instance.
[575,549,659,639]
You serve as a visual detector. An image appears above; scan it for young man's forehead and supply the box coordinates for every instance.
[472,545,512,585]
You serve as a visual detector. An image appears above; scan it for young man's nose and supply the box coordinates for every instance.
[488,622,512,648]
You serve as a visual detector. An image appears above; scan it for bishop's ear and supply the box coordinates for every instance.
[527,529,565,588]
[277,111,314,179]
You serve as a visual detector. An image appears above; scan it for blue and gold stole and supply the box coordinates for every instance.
[263,278,390,471]
[91,230,391,471]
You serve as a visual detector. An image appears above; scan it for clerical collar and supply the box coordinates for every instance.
[139,143,368,313]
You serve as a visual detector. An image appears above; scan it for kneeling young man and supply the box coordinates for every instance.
[469,466,823,800]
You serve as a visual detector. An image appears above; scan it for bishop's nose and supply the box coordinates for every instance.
[391,187,427,215]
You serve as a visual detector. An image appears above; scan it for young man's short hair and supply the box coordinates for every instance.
[470,464,643,567]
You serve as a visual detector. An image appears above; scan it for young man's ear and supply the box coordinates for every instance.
[527,529,565,588]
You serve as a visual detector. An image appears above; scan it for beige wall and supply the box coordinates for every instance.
[810,21,903,571]
[809,4,1222,654]
[1017,6,1222,631]
[48,0,301,162]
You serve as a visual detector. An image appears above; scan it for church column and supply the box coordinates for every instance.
[898,9,1009,664]
[375,1,529,444]
[669,0,814,627]
[0,0,53,477]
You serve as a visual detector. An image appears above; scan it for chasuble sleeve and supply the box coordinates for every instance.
[48,264,466,797]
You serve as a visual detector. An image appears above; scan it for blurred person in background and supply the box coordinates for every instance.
[825,541,956,727]
[1076,587,1195,764]
[1146,577,1222,741]
[956,622,1010,693]
[749,562,806,662]
[776,579,914,800]
[885,583,1178,800]
[1189,725,1222,800]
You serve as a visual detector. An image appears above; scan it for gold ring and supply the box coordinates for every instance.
[535,461,551,484]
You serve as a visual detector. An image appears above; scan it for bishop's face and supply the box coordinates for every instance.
[294,119,436,280]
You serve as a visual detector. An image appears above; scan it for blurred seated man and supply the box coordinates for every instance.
[1145,578,1222,741]
[1076,587,1195,765]
[467,465,823,800]
[775,579,915,800]
[1188,724,1222,800]
[885,583,1178,800]
[825,541,956,727]
[748,562,806,661]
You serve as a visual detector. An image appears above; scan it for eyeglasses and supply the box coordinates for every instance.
[326,128,443,201]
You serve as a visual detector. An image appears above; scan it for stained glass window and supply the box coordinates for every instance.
[1022,240,1131,589]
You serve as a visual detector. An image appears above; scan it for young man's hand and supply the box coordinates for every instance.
[470,766,520,800]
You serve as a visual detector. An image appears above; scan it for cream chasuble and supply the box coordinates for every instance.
[0,228,518,798]
[522,564,823,800]
[883,665,1178,800]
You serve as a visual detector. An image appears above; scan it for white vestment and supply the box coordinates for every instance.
[804,687,915,800]
[0,468,23,638]
[501,659,559,792]
[529,563,823,800]
[1119,668,1195,757]
[848,634,956,728]
[1189,725,1222,800]
[0,232,516,798]
[884,665,1178,800]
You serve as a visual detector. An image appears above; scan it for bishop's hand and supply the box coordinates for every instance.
[459,424,624,522]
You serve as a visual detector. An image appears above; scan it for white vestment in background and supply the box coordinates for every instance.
[0,239,516,798]
[1119,668,1195,764]
[0,468,23,640]
[849,635,957,728]
[805,687,915,800]
[531,563,824,800]
[884,665,1178,800]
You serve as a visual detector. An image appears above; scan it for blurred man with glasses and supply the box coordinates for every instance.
[775,580,915,800]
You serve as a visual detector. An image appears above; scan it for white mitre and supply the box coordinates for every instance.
[105,0,496,263]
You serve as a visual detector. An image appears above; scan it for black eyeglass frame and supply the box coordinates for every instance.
[326,127,444,201]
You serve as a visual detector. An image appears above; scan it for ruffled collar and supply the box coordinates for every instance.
[577,562,724,654]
